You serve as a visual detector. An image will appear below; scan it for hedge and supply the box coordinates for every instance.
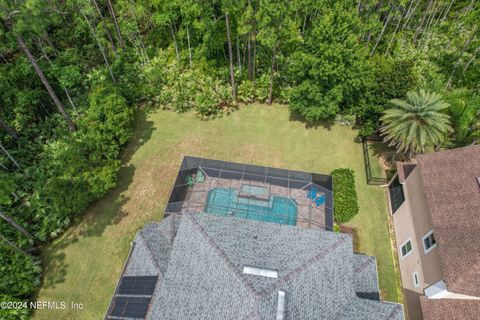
[331,168,359,223]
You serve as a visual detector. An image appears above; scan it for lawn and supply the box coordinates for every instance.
[32,104,401,319]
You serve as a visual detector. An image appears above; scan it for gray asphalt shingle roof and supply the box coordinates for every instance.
[110,213,403,320]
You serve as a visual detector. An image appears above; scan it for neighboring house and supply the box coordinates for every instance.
[105,213,404,319]
[386,145,480,320]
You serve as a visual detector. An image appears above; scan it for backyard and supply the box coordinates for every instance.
[32,104,402,319]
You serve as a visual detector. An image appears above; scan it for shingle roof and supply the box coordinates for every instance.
[110,213,403,320]
[416,145,480,296]
[420,296,480,320]
[395,161,417,183]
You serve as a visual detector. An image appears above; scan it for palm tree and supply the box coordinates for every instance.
[381,90,452,156]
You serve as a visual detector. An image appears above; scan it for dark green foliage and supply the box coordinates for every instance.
[0,0,478,309]
[331,168,359,223]
[287,3,369,121]
[357,56,417,137]
[445,89,480,145]
[145,54,234,118]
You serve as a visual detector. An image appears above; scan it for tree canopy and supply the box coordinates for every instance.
[0,1,478,317]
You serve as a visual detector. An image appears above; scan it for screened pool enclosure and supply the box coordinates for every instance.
[166,156,334,230]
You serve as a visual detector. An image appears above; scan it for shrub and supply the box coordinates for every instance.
[331,168,359,223]
[333,223,341,233]
[237,80,256,103]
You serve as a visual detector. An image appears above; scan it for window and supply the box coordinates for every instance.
[388,176,405,214]
[400,239,413,259]
[422,230,437,254]
[413,271,420,288]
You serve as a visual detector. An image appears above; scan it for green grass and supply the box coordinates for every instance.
[32,104,401,319]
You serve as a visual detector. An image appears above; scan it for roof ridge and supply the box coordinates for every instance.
[184,214,258,297]
[353,255,375,273]
[138,231,161,272]
[258,233,351,299]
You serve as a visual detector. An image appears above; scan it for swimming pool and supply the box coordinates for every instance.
[204,187,297,225]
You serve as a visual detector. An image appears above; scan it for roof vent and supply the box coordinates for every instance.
[242,266,278,278]
[276,291,286,320]
[477,176,480,187]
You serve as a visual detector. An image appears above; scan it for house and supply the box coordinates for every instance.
[105,213,404,319]
[386,145,480,320]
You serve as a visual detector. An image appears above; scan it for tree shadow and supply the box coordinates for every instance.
[368,140,399,167]
[36,108,156,290]
[288,111,334,130]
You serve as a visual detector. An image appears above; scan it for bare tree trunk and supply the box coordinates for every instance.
[236,35,241,72]
[0,232,29,256]
[170,24,180,61]
[445,30,476,89]
[403,0,420,30]
[106,0,124,49]
[252,31,257,84]
[43,33,58,56]
[0,210,33,239]
[247,36,253,80]
[267,42,277,105]
[187,25,192,68]
[33,36,77,112]
[0,118,19,139]
[370,9,392,56]
[419,0,439,45]
[413,0,433,43]
[365,31,372,49]
[463,46,480,72]
[0,140,20,168]
[463,0,475,17]
[225,12,236,100]
[441,0,455,23]
[92,0,117,55]
[81,10,116,82]
[386,6,406,55]
[15,33,76,130]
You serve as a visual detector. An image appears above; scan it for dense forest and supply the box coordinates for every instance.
[0,0,478,318]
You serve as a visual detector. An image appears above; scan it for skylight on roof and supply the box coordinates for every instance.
[276,291,286,320]
[242,266,278,278]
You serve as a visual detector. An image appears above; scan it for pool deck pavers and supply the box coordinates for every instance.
[180,176,326,229]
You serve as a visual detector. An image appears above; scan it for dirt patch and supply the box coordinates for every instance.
[340,225,360,252]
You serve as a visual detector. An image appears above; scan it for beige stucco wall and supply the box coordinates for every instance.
[389,168,444,320]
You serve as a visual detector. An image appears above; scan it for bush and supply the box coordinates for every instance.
[144,55,233,118]
[331,168,359,223]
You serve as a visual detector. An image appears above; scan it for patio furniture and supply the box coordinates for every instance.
[314,195,325,207]
[307,186,318,200]
[196,170,205,183]
[186,175,195,187]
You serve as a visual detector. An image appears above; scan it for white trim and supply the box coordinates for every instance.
[424,280,447,298]
[400,238,413,259]
[413,271,420,288]
[243,266,278,278]
[276,291,286,320]
[422,230,437,254]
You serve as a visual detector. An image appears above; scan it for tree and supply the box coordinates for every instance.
[287,2,368,120]
[256,0,299,104]
[225,12,236,100]
[381,90,452,156]
[0,117,19,139]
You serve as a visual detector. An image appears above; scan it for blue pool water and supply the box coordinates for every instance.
[205,187,297,225]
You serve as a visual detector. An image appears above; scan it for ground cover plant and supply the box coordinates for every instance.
[0,0,477,318]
